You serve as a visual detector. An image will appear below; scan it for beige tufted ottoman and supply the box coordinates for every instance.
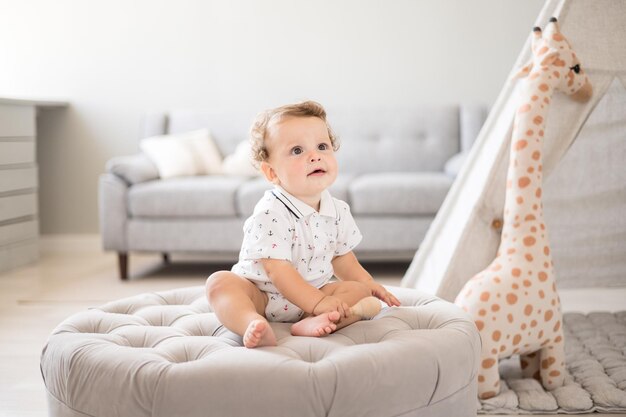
[41,286,480,417]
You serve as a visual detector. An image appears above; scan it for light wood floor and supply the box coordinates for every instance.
[1,249,624,417]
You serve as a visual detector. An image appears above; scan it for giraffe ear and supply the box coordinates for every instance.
[540,49,559,66]
[514,60,534,79]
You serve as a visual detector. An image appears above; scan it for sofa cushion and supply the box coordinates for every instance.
[330,106,460,174]
[129,176,247,218]
[349,173,453,215]
[236,177,273,217]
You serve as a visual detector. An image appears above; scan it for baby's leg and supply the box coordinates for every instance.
[206,271,275,348]
[290,311,341,337]
[321,281,373,330]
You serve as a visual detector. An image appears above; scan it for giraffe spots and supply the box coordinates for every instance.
[523,280,532,287]
[507,248,516,255]
[538,46,549,55]
[536,188,542,198]
[526,129,534,136]
[544,97,550,105]
[524,305,533,315]
[554,58,566,67]
[518,104,531,113]
[538,271,548,282]
[545,310,554,321]
[476,320,484,331]
[517,196,524,205]
[500,345,506,352]
[532,150,541,160]
[530,320,538,328]
[525,214,536,221]
[525,254,534,262]
[506,293,518,305]
[481,391,497,399]
[492,330,501,342]
[512,283,519,290]
[544,246,550,255]
[539,290,545,299]
[491,304,500,312]
[518,177,531,188]
[480,292,490,302]
[507,313,514,323]
[549,370,561,377]
[531,95,539,101]
[479,309,486,316]
[541,357,556,369]
[553,321,561,332]
[491,263,502,272]
[554,335,562,343]
[478,375,485,382]
[531,226,537,233]
[533,115,544,125]
[493,277,501,284]
[482,358,496,369]
[512,268,521,277]
[539,83,550,92]
[521,323,527,330]
[523,236,536,246]
[553,71,560,78]
[491,348,498,355]
[527,166,535,174]
[515,139,528,150]
[513,334,522,345]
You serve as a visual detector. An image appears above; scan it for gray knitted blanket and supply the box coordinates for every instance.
[478,311,626,414]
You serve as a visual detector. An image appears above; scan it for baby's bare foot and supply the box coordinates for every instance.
[290,311,341,337]
[243,319,277,348]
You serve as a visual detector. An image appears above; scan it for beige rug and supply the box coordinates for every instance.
[479,312,626,414]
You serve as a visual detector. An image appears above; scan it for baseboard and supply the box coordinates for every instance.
[40,234,101,254]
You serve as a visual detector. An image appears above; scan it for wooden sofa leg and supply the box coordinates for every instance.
[162,253,170,264]
[118,252,128,280]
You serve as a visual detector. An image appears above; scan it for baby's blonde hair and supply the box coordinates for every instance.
[249,101,339,168]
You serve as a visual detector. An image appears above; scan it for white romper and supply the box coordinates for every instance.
[231,186,362,322]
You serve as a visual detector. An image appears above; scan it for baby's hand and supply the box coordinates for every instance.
[365,282,401,307]
[313,295,350,318]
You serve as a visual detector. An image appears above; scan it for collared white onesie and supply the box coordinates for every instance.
[232,186,362,322]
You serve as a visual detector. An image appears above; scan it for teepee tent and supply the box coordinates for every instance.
[402,0,626,301]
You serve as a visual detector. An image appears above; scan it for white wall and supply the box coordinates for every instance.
[0,0,544,233]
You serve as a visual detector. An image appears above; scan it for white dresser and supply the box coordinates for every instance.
[0,97,67,274]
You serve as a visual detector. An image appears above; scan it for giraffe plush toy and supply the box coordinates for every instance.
[455,17,592,399]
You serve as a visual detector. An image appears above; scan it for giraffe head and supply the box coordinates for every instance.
[516,17,592,102]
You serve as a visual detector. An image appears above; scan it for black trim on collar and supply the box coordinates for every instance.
[271,191,301,219]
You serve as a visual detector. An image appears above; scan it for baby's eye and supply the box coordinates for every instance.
[291,146,303,155]
[318,143,329,151]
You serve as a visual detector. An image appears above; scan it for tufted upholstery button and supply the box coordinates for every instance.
[492,218,503,229]
[41,285,480,417]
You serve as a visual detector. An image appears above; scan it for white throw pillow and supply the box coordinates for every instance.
[221,141,261,177]
[140,129,222,179]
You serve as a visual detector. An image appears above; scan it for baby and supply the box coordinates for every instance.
[206,101,401,348]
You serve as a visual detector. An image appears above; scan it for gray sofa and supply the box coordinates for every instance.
[99,105,487,279]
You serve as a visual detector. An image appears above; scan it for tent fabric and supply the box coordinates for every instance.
[402,0,626,301]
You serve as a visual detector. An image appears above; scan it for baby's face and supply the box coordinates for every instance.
[261,116,337,208]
